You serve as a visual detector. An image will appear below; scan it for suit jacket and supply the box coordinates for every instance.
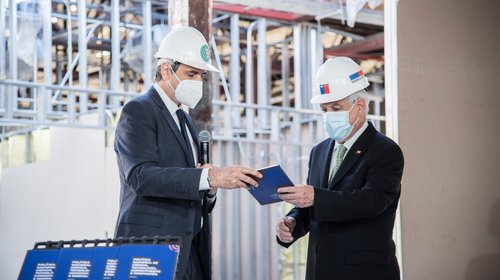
[278,122,404,280]
[114,86,215,280]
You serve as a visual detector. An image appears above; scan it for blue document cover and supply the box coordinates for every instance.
[248,164,294,205]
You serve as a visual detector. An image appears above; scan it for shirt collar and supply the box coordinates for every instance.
[335,121,368,151]
[154,83,179,116]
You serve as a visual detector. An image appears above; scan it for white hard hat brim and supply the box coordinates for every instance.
[182,60,219,73]
[154,56,220,73]
[310,94,347,104]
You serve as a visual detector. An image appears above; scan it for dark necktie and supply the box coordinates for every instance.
[175,109,194,162]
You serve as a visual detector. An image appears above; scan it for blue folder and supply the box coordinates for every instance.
[247,164,294,205]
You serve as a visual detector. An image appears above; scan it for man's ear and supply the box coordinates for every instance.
[161,64,171,81]
[357,98,366,115]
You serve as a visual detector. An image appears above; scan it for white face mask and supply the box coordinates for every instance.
[323,101,359,142]
[168,70,203,109]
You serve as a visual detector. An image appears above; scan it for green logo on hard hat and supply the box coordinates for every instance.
[200,45,209,62]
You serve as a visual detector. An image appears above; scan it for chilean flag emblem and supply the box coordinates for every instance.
[319,84,330,95]
[349,70,365,82]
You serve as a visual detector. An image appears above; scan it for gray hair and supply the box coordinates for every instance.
[154,58,180,82]
[347,89,370,115]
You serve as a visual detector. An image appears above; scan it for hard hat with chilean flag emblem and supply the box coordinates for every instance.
[311,57,369,104]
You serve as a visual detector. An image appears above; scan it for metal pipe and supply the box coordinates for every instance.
[292,23,304,280]
[143,0,152,87]
[32,37,38,111]
[0,79,138,97]
[308,26,316,109]
[61,0,75,123]
[210,36,232,139]
[316,24,324,72]
[257,22,270,280]
[212,14,229,24]
[281,42,289,109]
[257,18,268,128]
[55,55,63,112]
[230,14,242,279]
[244,21,260,280]
[0,79,384,118]
[8,0,18,119]
[51,12,145,30]
[211,37,231,100]
[230,14,240,127]
[41,0,52,122]
[293,24,302,110]
[0,0,6,111]
[245,20,258,141]
[110,0,121,110]
[0,119,114,130]
[62,0,73,87]
[78,0,88,113]
[97,68,105,126]
[52,23,101,102]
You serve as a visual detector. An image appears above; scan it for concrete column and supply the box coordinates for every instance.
[398,0,500,279]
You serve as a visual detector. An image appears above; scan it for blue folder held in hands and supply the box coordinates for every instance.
[247,164,294,205]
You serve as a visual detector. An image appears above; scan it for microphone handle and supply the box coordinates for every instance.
[201,141,210,165]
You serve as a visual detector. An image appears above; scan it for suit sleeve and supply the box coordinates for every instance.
[115,100,203,201]
[277,147,315,248]
[312,143,404,222]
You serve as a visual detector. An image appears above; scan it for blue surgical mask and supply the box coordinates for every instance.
[323,102,359,142]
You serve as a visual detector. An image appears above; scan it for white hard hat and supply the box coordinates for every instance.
[154,26,219,72]
[311,57,369,104]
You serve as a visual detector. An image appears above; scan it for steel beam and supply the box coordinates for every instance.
[0,0,6,112]
[230,14,240,127]
[8,0,18,119]
[78,0,88,113]
[110,0,121,110]
[143,0,152,87]
[245,20,258,141]
[257,18,268,128]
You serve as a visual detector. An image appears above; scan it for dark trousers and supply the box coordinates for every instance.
[183,235,205,280]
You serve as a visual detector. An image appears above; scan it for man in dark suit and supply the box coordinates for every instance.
[114,26,261,280]
[276,57,404,280]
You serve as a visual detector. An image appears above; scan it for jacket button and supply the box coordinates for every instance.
[186,231,192,236]
[190,201,195,207]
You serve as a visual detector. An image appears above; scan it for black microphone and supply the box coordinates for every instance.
[198,130,211,165]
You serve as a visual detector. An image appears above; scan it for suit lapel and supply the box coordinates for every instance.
[147,88,196,167]
[328,122,377,188]
[320,139,335,188]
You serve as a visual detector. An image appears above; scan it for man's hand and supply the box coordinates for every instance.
[278,185,315,208]
[276,217,296,243]
[202,164,262,190]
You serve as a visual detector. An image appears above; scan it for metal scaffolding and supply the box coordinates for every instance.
[0,1,387,279]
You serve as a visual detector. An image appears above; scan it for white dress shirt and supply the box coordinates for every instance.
[154,83,210,191]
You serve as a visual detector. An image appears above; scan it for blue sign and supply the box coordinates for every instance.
[53,247,95,279]
[19,243,179,280]
[115,244,179,279]
[89,246,120,279]
[19,249,60,280]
